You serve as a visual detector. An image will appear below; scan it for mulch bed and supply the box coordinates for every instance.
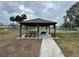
[0,39,42,57]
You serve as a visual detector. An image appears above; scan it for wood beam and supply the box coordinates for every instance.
[19,24,22,37]
[53,24,56,37]
[46,26,47,33]
[37,25,39,37]
[49,26,50,34]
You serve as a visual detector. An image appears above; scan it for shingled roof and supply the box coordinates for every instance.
[21,18,57,26]
[21,18,56,23]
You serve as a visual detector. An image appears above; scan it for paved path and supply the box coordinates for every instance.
[39,34,64,57]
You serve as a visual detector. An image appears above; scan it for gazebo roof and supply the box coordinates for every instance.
[21,18,57,26]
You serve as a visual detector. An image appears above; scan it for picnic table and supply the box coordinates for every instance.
[25,31,37,37]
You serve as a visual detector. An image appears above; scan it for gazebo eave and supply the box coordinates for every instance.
[21,23,56,26]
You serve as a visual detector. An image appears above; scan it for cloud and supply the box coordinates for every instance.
[18,4,34,14]
[0,2,20,13]
[0,10,10,24]
[19,5,26,12]
[0,1,77,25]
[39,2,60,17]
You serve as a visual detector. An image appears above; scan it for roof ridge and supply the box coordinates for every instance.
[21,18,57,24]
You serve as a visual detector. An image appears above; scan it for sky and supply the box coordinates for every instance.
[0,1,77,26]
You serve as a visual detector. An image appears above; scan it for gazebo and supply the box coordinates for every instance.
[19,18,57,38]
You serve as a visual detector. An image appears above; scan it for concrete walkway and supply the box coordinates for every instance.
[39,34,64,57]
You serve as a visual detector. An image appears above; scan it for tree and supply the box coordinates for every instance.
[10,16,15,23]
[21,14,27,19]
[9,14,27,37]
[75,14,79,27]
[63,16,67,22]
[63,2,79,29]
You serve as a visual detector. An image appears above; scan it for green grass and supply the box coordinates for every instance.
[54,32,79,57]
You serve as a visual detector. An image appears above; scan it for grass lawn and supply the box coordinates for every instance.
[0,29,42,57]
[54,32,79,57]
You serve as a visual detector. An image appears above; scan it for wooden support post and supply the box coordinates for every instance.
[37,25,39,37]
[53,24,56,37]
[49,26,50,34]
[25,25,27,32]
[19,24,22,37]
[46,26,47,33]
[27,26,28,36]
[29,26,31,31]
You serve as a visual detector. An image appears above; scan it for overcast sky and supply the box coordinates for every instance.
[0,1,77,26]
